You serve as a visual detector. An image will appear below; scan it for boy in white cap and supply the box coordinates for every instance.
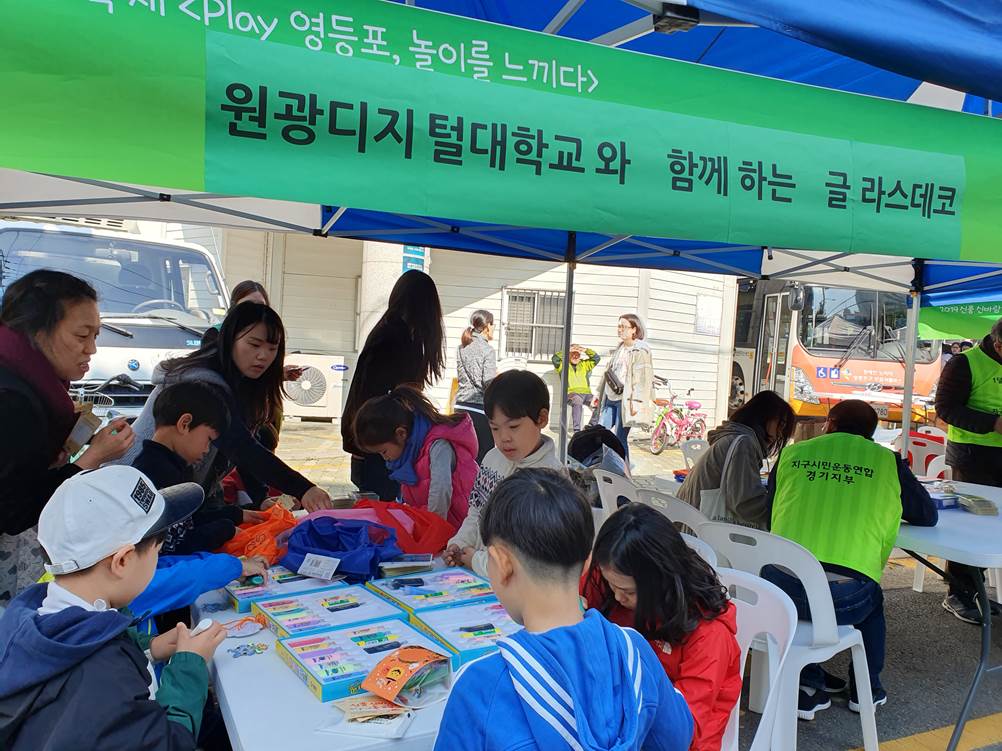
[0,466,226,750]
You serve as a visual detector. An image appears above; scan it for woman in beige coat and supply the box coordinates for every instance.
[596,313,654,460]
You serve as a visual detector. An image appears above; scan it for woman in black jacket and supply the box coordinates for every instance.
[342,271,446,499]
[119,302,332,512]
[0,270,135,604]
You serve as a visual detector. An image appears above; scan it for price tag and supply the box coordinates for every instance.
[298,553,341,580]
[875,404,890,419]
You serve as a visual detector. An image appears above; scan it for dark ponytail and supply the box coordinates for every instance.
[353,385,461,450]
[461,309,494,348]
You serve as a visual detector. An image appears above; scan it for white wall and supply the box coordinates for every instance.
[429,248,733,429]
[644,270,730,427]
[209,228,737,428]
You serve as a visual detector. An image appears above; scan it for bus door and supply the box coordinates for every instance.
[756,292,793,396]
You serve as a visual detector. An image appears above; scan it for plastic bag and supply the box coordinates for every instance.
[218,504,297,564]
[281,517,402,583]
[352,500,455,555]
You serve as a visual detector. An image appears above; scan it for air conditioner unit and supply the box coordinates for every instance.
[282,353,347,422]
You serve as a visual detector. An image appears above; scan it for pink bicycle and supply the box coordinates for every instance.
[649,376,708,455]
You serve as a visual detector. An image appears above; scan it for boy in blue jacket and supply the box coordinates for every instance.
[435,469,693,751]
[131,381,267,635]
[0,466,226,750]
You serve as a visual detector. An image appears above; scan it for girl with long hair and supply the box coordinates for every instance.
[455,309,497,461]
[342,270,447,499]
[120,301,331,511]
[582,504,742,751]
[677,389,795,528]
[353,385,479,528]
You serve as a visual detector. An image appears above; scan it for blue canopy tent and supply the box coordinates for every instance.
[1,0,999,460]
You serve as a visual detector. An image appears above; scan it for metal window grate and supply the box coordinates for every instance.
[503,288,566,360]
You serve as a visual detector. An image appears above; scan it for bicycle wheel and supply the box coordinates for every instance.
[688,418,707,441]
[650,417,669,455]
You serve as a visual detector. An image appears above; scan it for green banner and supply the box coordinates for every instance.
[919,302,1002,340]
[1,0,1000,260]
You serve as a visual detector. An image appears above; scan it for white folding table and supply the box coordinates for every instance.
[192,592,446,751]
[895,481,1002,751]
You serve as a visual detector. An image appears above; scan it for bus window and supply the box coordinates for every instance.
[877,294,937,364]
[733,279,757,349]
[799,286,876,356]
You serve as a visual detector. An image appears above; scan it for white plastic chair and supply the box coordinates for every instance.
[893,433,945,474]
[925,454,951,480]
[916,425,947,440]
[593,470,638,527]
[990,569,1002,602]
[636,488,710,536]
[699,523,879,751]
[681,532,718,568]
[717,568,798,751]
[681,438,709,469]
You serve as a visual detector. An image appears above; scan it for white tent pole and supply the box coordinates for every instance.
[900,289,920,463]
[558,233,577,462]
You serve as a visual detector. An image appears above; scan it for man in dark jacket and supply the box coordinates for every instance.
[935,319,1002,623]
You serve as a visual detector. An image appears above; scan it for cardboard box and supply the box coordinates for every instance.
[366,568,495,615]
[65,404,102,456]
[413,601,521,666]
[252,585,406,639]
[225,565,344,613]
[276,618,454,702]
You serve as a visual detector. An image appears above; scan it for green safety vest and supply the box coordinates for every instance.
[947,345,1002,448]
[772,432,901,583]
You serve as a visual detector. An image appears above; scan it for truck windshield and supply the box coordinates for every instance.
[0,228,226,325]
[797,285,937,364]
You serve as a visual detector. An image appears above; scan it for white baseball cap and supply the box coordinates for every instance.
[38,465,204,575]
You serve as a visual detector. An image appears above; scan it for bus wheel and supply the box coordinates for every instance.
[729,366,746,413]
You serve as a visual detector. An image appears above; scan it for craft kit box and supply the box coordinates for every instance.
[276,618,454,702]
[225,565,343,613]
[252,585,406,639]
[413,600,521,665]
[366,567,495,615]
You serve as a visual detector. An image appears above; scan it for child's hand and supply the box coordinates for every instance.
[175,621,226,664]
[149,626,181,662]
[443,544,462,567]
[242,510,268,524]
[458,547,476,569]
[240,555,269,579]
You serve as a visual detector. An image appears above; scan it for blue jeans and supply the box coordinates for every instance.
[600,399,631,460]
[762,565,885,692]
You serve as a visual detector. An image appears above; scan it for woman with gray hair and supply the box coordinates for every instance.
[455,309,497,461]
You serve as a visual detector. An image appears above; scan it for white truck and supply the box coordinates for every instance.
[0,220,228,418]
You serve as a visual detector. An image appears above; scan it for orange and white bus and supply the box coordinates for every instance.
[731,279,941,422]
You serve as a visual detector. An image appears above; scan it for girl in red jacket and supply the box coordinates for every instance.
[353,386,479,529]
[582,504,741,751]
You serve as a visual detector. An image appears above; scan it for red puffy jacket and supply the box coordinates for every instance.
[582,568,742,751]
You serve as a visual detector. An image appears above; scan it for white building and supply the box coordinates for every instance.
[155,224,738,431]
